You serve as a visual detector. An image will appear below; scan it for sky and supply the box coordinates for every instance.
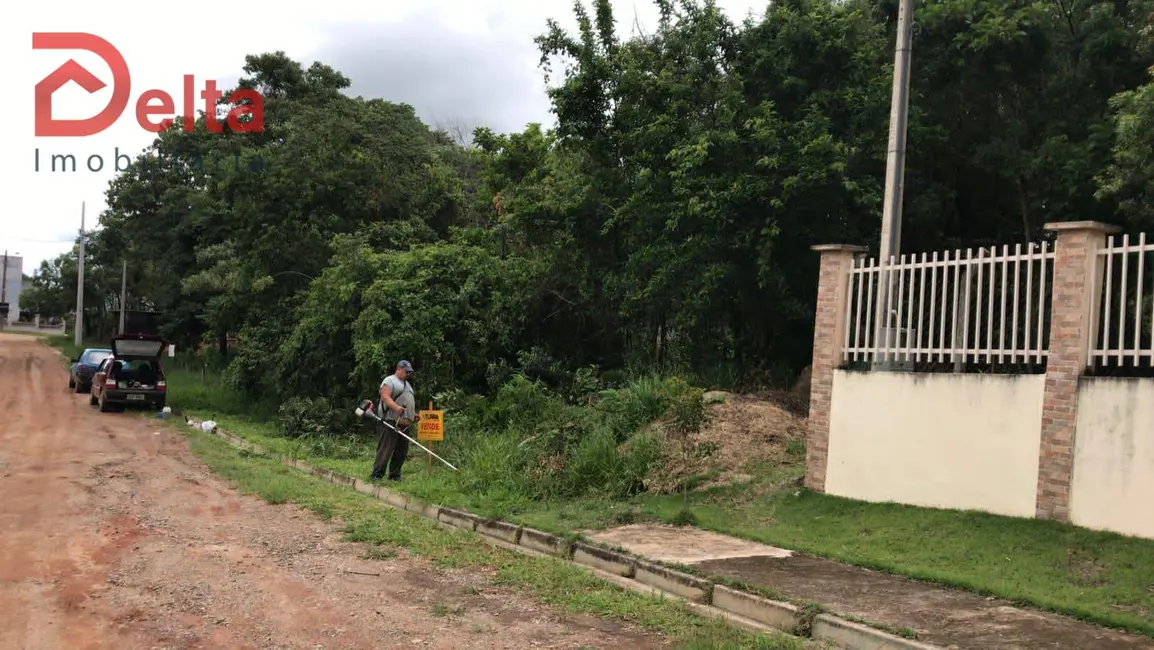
[0,0,767,275]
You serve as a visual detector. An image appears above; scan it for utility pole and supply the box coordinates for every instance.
[1,250,8,329]
[75,202,86,346]
[119,258,127,334]
[873,0,915,369]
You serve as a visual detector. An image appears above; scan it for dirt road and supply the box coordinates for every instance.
[0,334,664,650]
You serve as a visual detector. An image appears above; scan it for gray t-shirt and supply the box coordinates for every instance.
[378,374,415,422]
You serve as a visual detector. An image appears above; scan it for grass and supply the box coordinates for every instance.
[522,470,1154,638]
[39,336,1154,639]
[199,412,1154,639]
[45,334,268,416]
[45,334,87,360]
[171,420,803,649]
[429,601,467,617]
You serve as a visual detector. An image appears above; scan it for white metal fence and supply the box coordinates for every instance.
[1092,233,1154,369]
[843,243,1055,367]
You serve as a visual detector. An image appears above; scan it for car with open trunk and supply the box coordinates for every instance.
[89,333,168,413]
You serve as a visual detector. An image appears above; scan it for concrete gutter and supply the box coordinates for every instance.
[180,415,942,650]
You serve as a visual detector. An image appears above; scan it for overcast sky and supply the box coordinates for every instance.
[0,0,766,274]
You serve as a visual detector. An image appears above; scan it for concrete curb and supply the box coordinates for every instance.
[519,527,570,557]
[381,490,410,510]
[476,519,522,545]
[572,541,637,578]
[471,523,799,641]
[711,585,802,632]
[180,416,943,650]
[438,507,479,531]
[635,560,712,603]
[406,498,441,521]
[813,615,938,650]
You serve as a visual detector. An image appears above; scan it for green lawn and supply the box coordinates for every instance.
[45,334,88,360]
[172,420,804,650]
[201,411,1154,639]
[40,336,1154,639]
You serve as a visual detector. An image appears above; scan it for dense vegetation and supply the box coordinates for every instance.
[30,4,1154,634]
[23,0,1154,417]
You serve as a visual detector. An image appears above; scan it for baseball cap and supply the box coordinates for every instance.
[398,360,414,372]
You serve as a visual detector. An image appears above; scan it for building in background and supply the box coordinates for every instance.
[1,254,22,325]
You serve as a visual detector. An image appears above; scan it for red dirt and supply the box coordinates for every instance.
[0,334,667,650]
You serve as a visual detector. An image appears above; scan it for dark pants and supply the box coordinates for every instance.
[371,419,410,480]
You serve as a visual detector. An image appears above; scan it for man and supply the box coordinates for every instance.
[370,360,416,482]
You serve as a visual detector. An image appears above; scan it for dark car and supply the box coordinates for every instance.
[69,348,113,393]
[89,333,169,413]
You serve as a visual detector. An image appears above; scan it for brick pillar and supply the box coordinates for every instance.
[806,244,868,492]
[1036,221,1119,521]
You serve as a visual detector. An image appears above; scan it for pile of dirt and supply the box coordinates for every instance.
[643,392,807,494]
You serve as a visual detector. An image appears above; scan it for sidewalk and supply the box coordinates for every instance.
[587,524,1154,650]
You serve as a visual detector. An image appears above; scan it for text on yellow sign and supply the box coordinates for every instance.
[417,410,444,441]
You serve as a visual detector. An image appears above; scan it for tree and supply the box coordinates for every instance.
[21,239,121,334]
[1098,67,1154,231]
[86,0,1154,413]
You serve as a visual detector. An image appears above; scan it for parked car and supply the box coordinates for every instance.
[69,347,113,393]
[89,333,168,413]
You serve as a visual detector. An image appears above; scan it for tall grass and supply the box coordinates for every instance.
[429,374,694,516]
[67,331,706,520]
[166,368,249,413]
[226,370,704,519]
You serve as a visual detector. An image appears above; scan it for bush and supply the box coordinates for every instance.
[568,365,601,403]
[667,378,706,436]
[279,396,346,438]
[253,371,698,511]
[594,375,703,441]
[430,387,471,413]
[615,431,666,496]
[482,374,573,435]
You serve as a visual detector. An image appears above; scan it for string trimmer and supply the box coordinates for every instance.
[354,399,459,471]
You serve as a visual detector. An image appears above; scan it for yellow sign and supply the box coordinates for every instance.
[417,410,444,441]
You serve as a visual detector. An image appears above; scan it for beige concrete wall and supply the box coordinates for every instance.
[1070,378,1154,539]
[826,371,1045,518]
